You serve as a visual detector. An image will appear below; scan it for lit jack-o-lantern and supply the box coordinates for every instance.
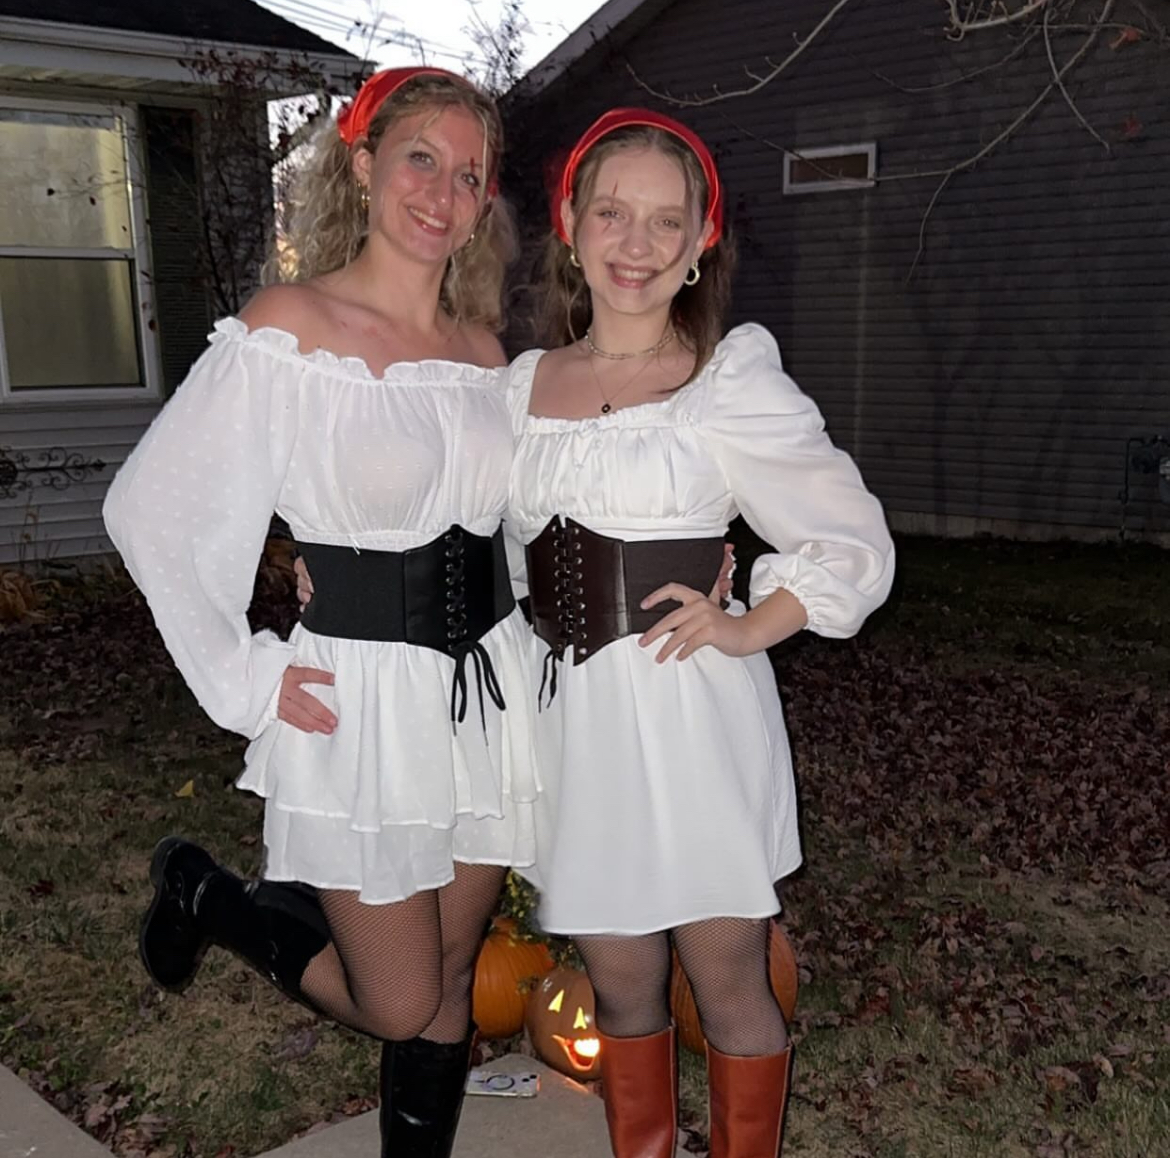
[525,967,602,1080]
[671,921,799,1055]
[473,917,555,1040]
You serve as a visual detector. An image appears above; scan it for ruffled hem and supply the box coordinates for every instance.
[239,608,540,831]
[264,800,537,905]
[211,317,501,388]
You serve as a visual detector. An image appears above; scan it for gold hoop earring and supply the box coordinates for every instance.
[684,262,701,286]
[569,249,581,268]
[359,185,370,213]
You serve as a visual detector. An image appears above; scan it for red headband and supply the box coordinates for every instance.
[337,67,498,196]
[553,107,724,250]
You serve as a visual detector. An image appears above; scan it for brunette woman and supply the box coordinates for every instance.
[505,109,895,1156]
[103,68,537,1156]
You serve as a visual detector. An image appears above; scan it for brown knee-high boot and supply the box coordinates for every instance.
[707,1043,793,1158]
[598,1027,678,1158]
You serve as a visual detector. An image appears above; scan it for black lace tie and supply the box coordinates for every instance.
[537,646,562,711]
[444,527,506,733]
[450,639,507,731]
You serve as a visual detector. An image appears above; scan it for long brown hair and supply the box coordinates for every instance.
[269,74,516,331]
[537,126,735,375]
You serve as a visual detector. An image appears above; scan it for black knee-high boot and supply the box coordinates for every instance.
[379,1028,475,1158]
[140,837,329,1003]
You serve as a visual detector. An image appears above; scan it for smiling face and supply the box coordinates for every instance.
[563,144,713,321]
[353,103,489,267]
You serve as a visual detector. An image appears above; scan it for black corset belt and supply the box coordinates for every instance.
[525,516,725,705]
[297,526,515,730]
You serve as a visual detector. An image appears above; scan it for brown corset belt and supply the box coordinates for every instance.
[525,517,725,686]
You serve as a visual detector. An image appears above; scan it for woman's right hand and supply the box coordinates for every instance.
[278,665,337,734]
[294,555,315,611]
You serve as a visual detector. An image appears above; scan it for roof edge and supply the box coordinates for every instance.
[512,0,651,98]
[0,14,363,91]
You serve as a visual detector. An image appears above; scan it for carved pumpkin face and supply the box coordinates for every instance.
[525,967,602,1080]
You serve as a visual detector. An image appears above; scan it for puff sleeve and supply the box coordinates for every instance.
[501,351,543,602]
[103,329,300,737]
[702,323,894,638]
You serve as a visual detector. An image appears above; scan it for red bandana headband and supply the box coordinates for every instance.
[553,107,724,250]
[337,67,498,196]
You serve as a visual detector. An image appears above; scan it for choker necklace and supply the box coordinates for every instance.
[585,327,674,361]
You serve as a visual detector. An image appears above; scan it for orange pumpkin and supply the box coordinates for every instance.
[472,917,555,1040]
[671,921,799,1054]
[525,966,602,1080]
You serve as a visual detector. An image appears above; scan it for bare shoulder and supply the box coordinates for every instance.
[238,283,329,344]
[534,344,578,374]
[460,323,508,369]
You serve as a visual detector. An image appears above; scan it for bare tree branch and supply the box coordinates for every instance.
[868,27,1039,93]
[1042,1,1111,151]
[1131,0,1168,39]
[908,0,1116,278]
[629,0,857,106]
[946,0,1052,39]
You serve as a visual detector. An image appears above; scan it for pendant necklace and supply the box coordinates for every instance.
[585,328,675,414]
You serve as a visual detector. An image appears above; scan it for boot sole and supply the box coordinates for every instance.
[140,836,209,994]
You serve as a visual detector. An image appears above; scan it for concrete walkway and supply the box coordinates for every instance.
[0,1054,641,1158]
[0,1063,111,1158]
[261,1054,615,1158]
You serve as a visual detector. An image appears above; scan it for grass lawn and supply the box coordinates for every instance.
[0,535,1166,1156]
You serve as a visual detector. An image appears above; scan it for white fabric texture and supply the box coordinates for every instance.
[104,319,539,903]
[504,322,894,934]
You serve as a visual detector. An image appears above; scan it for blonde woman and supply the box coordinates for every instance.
[103,68,536,1155]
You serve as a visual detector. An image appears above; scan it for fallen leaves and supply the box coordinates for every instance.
[3,543,1168,1155]
[1039,1062,1098,1107]
[274,1024,319,1062]
[948,1064,999,1097]
[779,642,1169,900]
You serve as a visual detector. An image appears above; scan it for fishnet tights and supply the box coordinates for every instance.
[577,917,788,1056]
[299,863,505,1044]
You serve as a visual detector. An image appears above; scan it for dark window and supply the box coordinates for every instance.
[784,144,877,195]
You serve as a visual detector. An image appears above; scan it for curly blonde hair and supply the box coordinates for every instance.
[270,74,516,331]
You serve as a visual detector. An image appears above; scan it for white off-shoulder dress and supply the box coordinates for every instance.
[104,320,538,904]
[505,324,894,935]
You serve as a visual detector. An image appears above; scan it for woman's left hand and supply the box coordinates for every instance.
[637,583,757,662]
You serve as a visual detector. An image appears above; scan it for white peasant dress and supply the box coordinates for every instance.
[505,323,895,935]
[104,320,539,904]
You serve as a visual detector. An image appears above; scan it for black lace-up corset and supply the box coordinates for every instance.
[297,526,514,729]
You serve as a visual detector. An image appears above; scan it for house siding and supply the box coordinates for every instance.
[0,400,160,563]
[0,100,214,565]
[506,0,1169,541]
